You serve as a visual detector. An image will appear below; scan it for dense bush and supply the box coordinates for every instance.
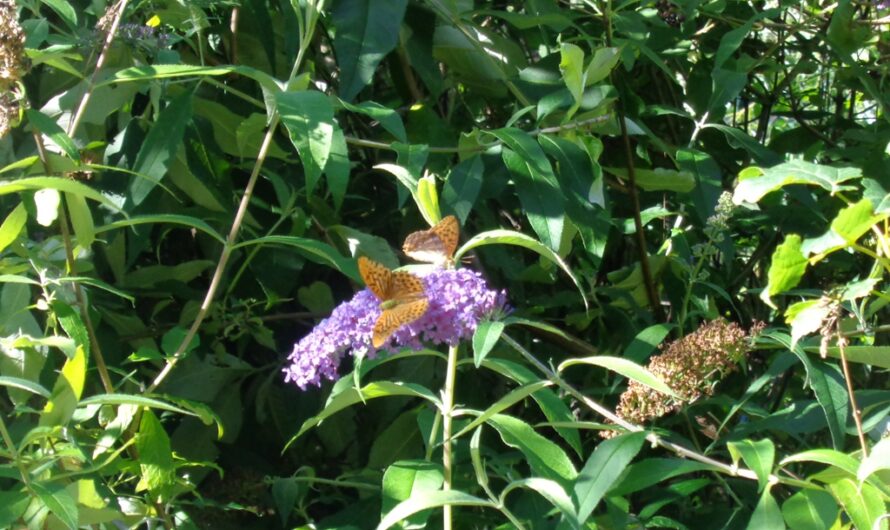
[0,0,888,528]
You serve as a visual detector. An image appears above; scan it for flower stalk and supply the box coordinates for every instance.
[441,343,459,530]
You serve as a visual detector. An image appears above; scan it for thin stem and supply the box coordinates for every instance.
[147,1,325,393]
[0,414,31,488]
[68,0,130,137]
[32,133,115,394]
[225,197,297,297]
[678,254,706,336]
[501,333,802,488]
[441,343,459,530]
[425,410,442,461]
[285,476,379,491]
[603,0,662,321]
[836,325,869,457]
[344,115,612,154]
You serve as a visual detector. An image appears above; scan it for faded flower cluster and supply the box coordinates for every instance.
[605,319,761,436]
[0,0,28,138]
[283,268,506,389]
[692,191,736,260]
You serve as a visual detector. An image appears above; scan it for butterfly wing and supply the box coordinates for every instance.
[402,215,460,264]
[389,271,425,302]
[358,256,392,300]
[431,215,459,258]
[372,298,429,347]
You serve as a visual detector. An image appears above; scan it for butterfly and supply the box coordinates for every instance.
[358,256,429,348]
[402,215,460,266]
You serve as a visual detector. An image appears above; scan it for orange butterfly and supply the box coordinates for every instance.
[358,256,429,348]
[402,215,460,266]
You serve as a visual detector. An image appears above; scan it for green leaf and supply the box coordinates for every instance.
[604,166,695,192]
[727,439,775,491]
[276,90,336,195]
[297,282,335,314]
[31,482,78,530]
[763,332,848,449]
[610,458,721,496]
[78,393,205,419]
[709,68,749,113]
[95,214,225,244]
[858,436,890,482]
[501,478,579,528]
[331,0,408,101]
[40,345,86,427]
[442,156,483,224]
[41,0,77,29]
[559,356,678,398]
[102,65,282,94]
[0,490,29,528]
[52,301,90,357]
[416,174,441,227]
[490,128,565,251]
[574,431,646,522]
[64,193,94,251]
[481,357,582,456]
[733,160,861,204]
[828,478,886,530]
[714,10,776,68]
[137,409,175,500]
[559,43,585,114]
[704,124,781,165]
[161,326,200,357]
[25,109,80,161]
[339,100,407,142]
[831,199,883,244]
[584,47,620,86]
[432,25,526,96]
[0,376,51,399]
[0,177,122,213]
[779,448,860,476]
[376,162,419,196]
[325,127,351,210]
[0,203,27,252]
[455,230,587,308]
[122,260,215,288]
[453,381,552,440]
[232,235,359,282]
[811,345,890,369]
[378,490,493,530]
[285,382,440,449]
[487,413,577,488]
[621,323,673,363]
[761,235,808,308]
[381,460,443,527]
[58,276,134,303]
[781,489,838,530]
[130,90,193,205]
[746,488,785,530]
[473,320,505,367]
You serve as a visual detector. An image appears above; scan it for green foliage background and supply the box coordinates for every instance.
[0,0,888,528]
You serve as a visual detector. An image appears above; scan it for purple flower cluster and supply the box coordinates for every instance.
[283,268,507,389]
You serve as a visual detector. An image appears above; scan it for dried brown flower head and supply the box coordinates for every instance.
[603,319,762,437]
[0,1,26,82]
[0,0,27,138]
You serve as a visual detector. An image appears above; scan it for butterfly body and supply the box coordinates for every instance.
[402,215,460,266]
[358,257,429,348]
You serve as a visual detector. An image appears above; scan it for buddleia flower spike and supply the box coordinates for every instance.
[283,255,507,390]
